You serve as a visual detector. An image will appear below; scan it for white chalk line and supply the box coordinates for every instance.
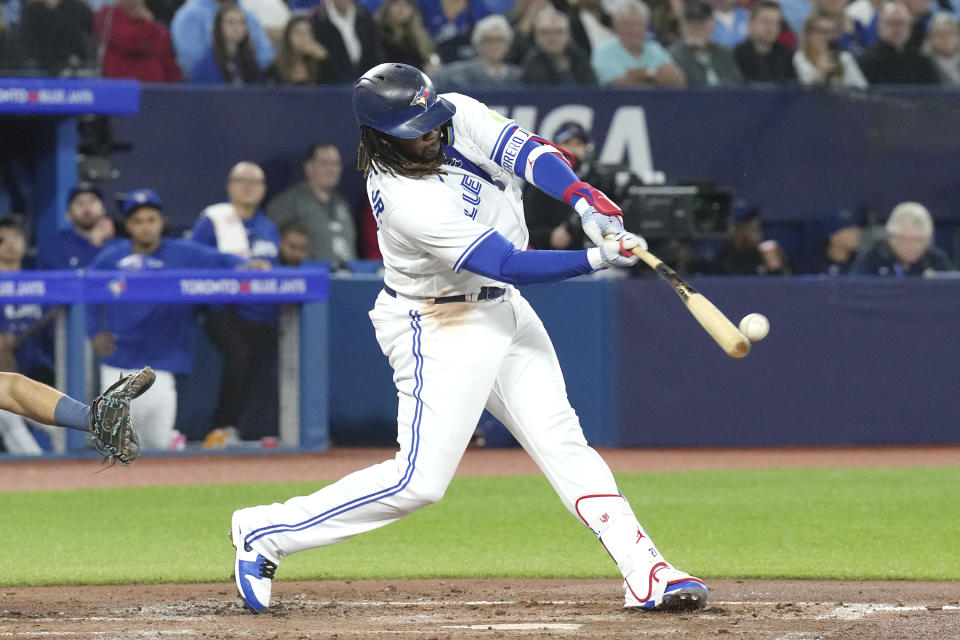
[443,623,582,631]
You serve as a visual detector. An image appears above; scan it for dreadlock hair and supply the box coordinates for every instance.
[356,126,446,179]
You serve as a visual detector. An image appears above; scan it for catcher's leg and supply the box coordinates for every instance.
[484,295,707,612]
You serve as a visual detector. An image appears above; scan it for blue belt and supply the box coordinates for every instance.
[383,284,505,304]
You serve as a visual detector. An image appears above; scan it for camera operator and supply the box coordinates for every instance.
[524,121,635,250]
[793,12,868,87]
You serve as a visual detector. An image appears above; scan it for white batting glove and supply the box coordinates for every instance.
[587,232,646,269]
[575,198,625,246]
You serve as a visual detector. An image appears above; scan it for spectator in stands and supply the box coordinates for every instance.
[240,0,290,46]
[310,0,382,83]
[267,142,357,267]
[846,0,881,49]
[858,1,939,84]
[171,0,273,79]
[1,0,21,28]
[277,222,310,266]
[803,208,863,275]
[668,0,743,86]
[591,0,686,86]
[851,201,953,276]
[419,0,491,62]
[429,14,521,90]
[923,12,960,84]
[734,0,797,83]
[87,189,258,451]
[0,5,26,72]
[0,217,54,455]
[652,0,685,48]
[709,0,749,48]
[264,14,335,83]
[94,0,181,82]
[0,217,53,385]
[794,12,868,87]
[520,6,597,85]
[902,0,940,52]
[21,0,95,75]
[189,4,261,83]
[38,183,115,270]
[374,0,437,71]
[811,0,860,49]
[524,121,595,250]
[565,0,615,55]
[710,201,791,275]
[505,0,548,62]
[191,161,280,446]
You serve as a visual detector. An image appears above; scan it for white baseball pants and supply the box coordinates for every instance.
[101,365,178,451]
[239,287,665,587]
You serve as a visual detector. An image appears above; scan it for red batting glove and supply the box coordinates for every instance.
[561,181,623,219]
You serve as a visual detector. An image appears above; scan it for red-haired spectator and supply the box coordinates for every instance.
[189,3,260,83]
[95,0,181,82]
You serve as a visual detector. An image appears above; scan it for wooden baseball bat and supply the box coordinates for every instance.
[632,247,750,359]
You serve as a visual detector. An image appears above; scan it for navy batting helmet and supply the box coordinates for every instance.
[353,63,456,139]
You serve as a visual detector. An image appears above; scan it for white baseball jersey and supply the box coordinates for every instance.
[366,93,534,298]
[233,89,700,613]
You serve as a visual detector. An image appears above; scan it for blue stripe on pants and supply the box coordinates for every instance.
[245,311,425,546]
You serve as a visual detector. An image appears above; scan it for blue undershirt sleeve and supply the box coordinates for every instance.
[460,231,592,285]
[514,140,581,202]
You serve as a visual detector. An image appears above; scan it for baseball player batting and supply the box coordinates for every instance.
[231,63,708,614]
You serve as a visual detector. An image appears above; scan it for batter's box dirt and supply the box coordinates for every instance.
[1,579,957,639]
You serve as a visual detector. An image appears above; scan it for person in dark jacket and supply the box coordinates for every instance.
[734,0,797,83]
[851,202,953,276]
[21,0,94,74]
[668,0,743,86]
[857,1,938,84]
[520,6,596,85]
[310,0,382,83]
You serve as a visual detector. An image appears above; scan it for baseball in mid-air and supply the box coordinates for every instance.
[739,313,770,342]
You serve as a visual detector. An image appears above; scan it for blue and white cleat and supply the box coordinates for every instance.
[624,562,709,612]
[231,510,278,613]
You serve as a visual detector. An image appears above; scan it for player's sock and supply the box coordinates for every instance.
[54,396,92,432]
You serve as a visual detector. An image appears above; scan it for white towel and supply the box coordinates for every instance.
[201,203,251,258]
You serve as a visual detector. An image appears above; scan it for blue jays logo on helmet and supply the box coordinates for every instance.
[353,63,456,139]
[410,86,429,109]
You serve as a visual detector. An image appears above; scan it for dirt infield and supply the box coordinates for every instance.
[3,579,958,639]
[1,446,958,639]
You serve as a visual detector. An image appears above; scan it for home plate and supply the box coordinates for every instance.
[443,623,582,631]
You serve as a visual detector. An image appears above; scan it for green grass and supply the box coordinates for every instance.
[1,467,957,586]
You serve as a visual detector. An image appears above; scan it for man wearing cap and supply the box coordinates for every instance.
[38,183,116,270]
[668,0,743,86]
[802,208,863,275]
[709,201,791,274]
[86,188,265,451]
[524,121,606,250]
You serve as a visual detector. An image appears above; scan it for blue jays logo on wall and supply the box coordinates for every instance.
[410,86,429,109]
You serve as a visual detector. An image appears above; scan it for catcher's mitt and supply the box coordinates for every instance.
[89,366,156,467]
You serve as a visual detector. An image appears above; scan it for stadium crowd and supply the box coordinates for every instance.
[0,0,958,86]
[1,0,958,454]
